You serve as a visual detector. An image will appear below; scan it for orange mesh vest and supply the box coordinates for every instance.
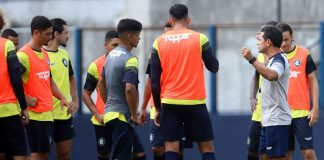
[0,38,17,104]
[94,55,106,114]
[287,46,310,110]
[20,45,53,112]
[156,29,206,101]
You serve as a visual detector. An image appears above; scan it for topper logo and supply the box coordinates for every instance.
[109,50,126,59]
[36,71,50,80]
[163,33,192,43]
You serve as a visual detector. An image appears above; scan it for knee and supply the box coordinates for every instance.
[197,141,214,153]
[152,147,165,156]
[58,150,71,160]
[302,149,316,159]
[98,153,109,159]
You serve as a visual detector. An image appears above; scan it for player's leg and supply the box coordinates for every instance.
[94,125,111,160]
[53,118,75,160]
[132,130,146,160]
[264,126,290,160]
[149,119,165,160]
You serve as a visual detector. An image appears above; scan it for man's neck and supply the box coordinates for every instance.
[172,23,188,30]
[266,47,281,58]
[119,41,132,52]
[44,40,59,51]
[28,39,42,51]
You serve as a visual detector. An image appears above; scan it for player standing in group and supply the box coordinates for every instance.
[17,15,69,160]
[241,26,291,160]
[1,28,19,49]
[43,18,78,160]
[97,19,146,160]
[277,23,319,160]
[247,21,278,160]
[151,4,219,160]
[82,30,119,160]
[0,11,29,160]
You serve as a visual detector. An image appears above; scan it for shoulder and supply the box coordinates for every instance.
[5,40,15,53]
[125,57,139,68]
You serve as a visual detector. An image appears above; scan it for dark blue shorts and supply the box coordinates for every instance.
[161,103,214,142]
[259,125,289,158]
[25,120,54,153]
[53,118,75,142]
[149,119,193,148]
[0,115,29,156]
[288,116,314,150]
[247,121,262,152]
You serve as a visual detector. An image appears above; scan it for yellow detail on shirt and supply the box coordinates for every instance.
[125,57,139,69]
[150,106,156,120]
[87,62,100,80]
[0,40,20,118]
[251,53,264,122]
[17,50,53,121]
[47,48,71,120]
[291,110,310,119]
[199,33,209,49]
[103,112,127,124]
[161,98,206,105]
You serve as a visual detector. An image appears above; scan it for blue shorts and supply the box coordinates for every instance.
[149,119,193,148]
[161,103,214,142]
[247,121,262,152]
[53,118,75,142]
[288,116,314,150]
[259,125,289,158]
[103,119,145,159]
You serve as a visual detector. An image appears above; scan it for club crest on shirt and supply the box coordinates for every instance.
[294,60,301,67]
[62,58,68,67]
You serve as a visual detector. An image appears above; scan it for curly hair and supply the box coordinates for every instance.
[0,11,5,31]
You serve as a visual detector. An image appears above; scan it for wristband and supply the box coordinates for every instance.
[249,57,257,64]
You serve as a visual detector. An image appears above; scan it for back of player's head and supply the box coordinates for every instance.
[261,26,283,48]
[51,18,67,35]
[117,19,142,36]
[0,11,5,31]
[105,30,119,42]
[1,28,18,38]
[30,16,52,34]
[169,4,188,20]
[276,23,293,35]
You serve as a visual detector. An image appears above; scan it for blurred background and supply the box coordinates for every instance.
[1,0,323,159]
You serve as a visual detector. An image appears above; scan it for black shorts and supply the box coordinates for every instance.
[53,118,75,142]
[0,115,29,156]
[150,119,193,148]
[94,124,145,155]
[104,119,144,159]
[161,103,214,142]
[247,121,262,152]
[288,116,314,150]
[25,120,54,153]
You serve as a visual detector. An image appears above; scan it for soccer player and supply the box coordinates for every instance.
[150,4,219,160]
[241,26,291,160]
[277,23,318,160]
[82,30,119,160]
[97,19,146,160]
[17,16,69,160]
[247,21,278,160]
[43,18,78,160]
[0,11,29,160]
[1,28,19,49]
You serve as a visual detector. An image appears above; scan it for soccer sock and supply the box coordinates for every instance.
[154,154,165,160]
[201,152,216,160]
[247,154,259,160]
[133,155,146,160]
[165,151,179,160]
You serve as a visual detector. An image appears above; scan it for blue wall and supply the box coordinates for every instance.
[49,113,324,160]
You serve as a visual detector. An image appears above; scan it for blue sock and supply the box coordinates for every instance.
[202,152,216,160]
[133,155,146,160]
[165,151,179,160]
[154,154,165,160]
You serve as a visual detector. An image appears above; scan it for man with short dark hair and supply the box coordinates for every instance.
[151,4,219,160]
[0,11,29,160]
[98,19,146,160]
[241,26,291,160]
[1,28,19,49]
[17,15,69,160]
[277,23,318,160]
[43,18,78,160]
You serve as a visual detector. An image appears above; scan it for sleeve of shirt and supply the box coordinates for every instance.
[84,62,99,92]
[146,59,151,77]
[17,51,30,83]
[123,57,139,86]
[270,54,286,78]
[151,43,162,109]
[68,60,74,76]
[200,34,219,73]
[305,54,317,75]
[6,41,27,109]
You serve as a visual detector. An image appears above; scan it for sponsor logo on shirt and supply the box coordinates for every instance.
[163,33,192,43]
[294,60,301,67]
[109,50,126,59]
[36,71,50,80]
[290,71,301,78]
